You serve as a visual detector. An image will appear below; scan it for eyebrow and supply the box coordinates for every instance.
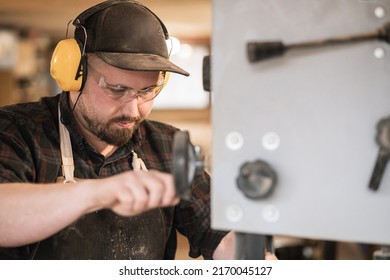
[104,75,163,91]
[105,79,162,91]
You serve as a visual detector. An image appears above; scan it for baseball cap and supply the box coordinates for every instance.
[74,0,189,76]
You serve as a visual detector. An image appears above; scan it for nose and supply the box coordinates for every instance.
[121,97,140,116]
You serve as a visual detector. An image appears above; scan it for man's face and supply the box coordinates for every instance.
[72,57,163,147]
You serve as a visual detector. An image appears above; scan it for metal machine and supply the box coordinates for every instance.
[173,0,390,259]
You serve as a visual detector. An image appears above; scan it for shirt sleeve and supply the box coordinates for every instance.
[0,112,60,183]
[0,115,34,182]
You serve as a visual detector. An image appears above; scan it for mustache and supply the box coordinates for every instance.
[109,115,141,124]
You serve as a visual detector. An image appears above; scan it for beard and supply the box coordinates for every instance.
[82,113,141,147]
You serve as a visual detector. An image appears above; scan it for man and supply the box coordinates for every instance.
[0,0,274,260]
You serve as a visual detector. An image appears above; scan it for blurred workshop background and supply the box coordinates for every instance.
[0,0,380,260]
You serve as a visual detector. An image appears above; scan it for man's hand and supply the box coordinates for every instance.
[92,170,180,216]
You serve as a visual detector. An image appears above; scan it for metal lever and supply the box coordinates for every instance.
[248,21,390,62]
[369,117,390,191]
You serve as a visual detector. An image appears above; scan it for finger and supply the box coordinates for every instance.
[265,252,278,260]
[148,170,178,205]
[123,172,149,213]
[134,171,165,209]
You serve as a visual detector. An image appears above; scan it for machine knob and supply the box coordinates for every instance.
[236,160,277,199]
[172,131,205,200]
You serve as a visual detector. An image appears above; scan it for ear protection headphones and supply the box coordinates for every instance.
[50,0,172,92]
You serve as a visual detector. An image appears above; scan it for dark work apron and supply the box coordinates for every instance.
[31,105,167,259]
[33,208,167,260]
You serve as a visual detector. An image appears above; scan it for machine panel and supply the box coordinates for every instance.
[211,0,390,246]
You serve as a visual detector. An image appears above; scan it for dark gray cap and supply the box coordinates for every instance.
[74,0,189,76]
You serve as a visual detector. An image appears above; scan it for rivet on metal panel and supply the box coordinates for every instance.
[374,47,386,59]
[262,132,281,151]
[226,204,243,222]
[225,131,244,151]
[262,204,280,223]
[374,6,386,18]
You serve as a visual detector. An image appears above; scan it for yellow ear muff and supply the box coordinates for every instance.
[50,38,83,92]
[160,48,171,89]
[162,71,170,88]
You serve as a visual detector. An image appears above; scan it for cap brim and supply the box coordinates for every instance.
[95,52,190,76]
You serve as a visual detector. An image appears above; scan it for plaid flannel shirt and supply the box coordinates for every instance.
[0,92,227,259]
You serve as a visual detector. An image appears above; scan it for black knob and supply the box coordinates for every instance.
[237,160,277,199]
[202,55,211,92]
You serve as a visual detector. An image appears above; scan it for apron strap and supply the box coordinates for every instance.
[58,103,76,183]
[132,150,148,171]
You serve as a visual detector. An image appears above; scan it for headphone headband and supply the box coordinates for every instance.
[73,0,169,39]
